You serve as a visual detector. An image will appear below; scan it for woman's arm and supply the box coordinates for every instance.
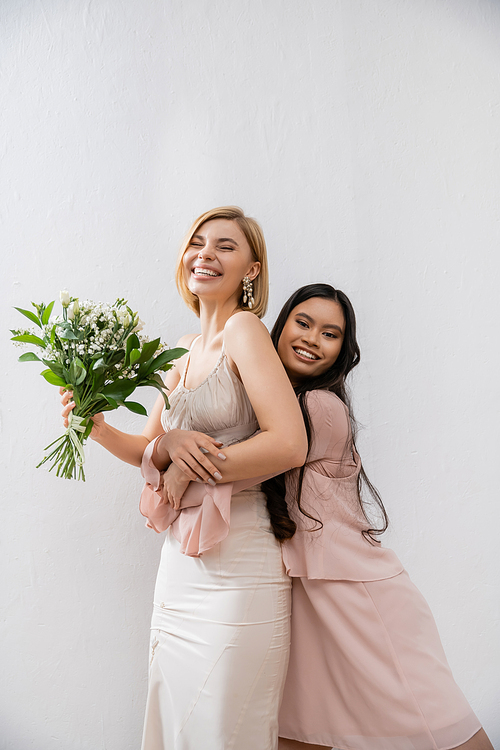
[169,313,307,485]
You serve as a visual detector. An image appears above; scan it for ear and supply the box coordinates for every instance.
[245,261,261,281]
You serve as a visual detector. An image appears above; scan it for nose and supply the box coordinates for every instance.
[301,328,319,348]
[197,243,216,260]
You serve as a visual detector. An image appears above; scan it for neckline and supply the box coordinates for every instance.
[181,337,226,393]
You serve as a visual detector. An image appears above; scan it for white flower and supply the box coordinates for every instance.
[117,309,131,328]
[67,302,76,320]
[133,316,145,333]
[60,290,71,307]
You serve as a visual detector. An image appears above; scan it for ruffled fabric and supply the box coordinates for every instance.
[140,437,271,557]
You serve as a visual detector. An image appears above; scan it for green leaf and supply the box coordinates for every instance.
[129,348,141,365]
[92,358,107,372]
[125,333,140,364]
[50,324,56,344]
[137,337,161,364]
[146,347,188,374]
[139,377,170,408]
[107,349,125,366]
[97,393,118,409]
[42,359,65,378]
[120,400,148,416]
[148,372,166,387]
[40,369,67,387]
[11,333,46,348]
[14,307,42,328]
[69,358,87,386]
[58,327,79,340]
[41,301,55,325]
[100,380,136,401]
[19,352,41,362]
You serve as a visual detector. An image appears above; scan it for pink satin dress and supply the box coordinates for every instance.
[278,389,482,750]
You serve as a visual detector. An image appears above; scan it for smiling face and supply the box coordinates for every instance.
[277,297,345,385]
[182,218,260,308]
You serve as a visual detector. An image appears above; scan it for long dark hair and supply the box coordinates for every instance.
[263,283,388,543]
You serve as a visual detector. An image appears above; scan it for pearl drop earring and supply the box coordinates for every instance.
[242,276,254,310]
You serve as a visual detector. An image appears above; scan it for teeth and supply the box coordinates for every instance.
[193,268,219,277]
[294,348,319,360]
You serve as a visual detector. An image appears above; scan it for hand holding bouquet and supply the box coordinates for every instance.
[11,292,186,480]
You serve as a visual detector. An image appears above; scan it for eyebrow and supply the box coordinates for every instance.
[192,234,238,246]
[295,311,344,334]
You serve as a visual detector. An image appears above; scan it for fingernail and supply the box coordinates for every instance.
[213,472,222,481]
[208,478,216,486]
[217,453,226,460]
[195,478,202,483]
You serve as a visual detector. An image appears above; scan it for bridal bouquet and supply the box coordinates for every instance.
[11,292,186,480]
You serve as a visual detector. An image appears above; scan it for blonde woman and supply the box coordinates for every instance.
[61,206,307,749]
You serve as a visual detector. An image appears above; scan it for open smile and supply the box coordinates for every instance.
[292,347,320,362]
[191,265,222,278]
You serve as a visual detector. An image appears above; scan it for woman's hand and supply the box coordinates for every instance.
[59,387,104,440]
[160,463,192,509]
[157,429,226,484]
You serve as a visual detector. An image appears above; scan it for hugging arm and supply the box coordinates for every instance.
[159,313,307,507]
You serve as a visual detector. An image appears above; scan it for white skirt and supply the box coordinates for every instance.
[141,488,291,750]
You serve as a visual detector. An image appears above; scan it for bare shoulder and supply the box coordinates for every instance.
[177,332,200,349]
[224,311,268,336]
[173,332,200,363]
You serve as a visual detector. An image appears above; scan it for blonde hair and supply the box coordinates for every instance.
[175,206,269,318]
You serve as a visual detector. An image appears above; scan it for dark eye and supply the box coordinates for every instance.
[296,319,308,328]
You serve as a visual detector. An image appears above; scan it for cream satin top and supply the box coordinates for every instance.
[161,335,258,446]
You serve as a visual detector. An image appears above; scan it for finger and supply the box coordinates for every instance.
[204,437,225,448]
[61,401,76,427]
[199,442,226,461]
[175,459,207,483]
[61,402,76,418]
[60,390,74,406]
[177,455,219,484]
[177,446,223,479]
[196,452,223,481]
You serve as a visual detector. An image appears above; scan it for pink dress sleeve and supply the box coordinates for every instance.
[282,390,403,581]
[139,436,275,557]
[305,389,357,476]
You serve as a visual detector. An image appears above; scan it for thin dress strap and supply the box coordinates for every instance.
[181,334,202,387]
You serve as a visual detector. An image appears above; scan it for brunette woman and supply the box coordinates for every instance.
[268,284,492,750]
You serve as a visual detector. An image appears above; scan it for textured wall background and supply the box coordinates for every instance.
[1,1,499,747]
